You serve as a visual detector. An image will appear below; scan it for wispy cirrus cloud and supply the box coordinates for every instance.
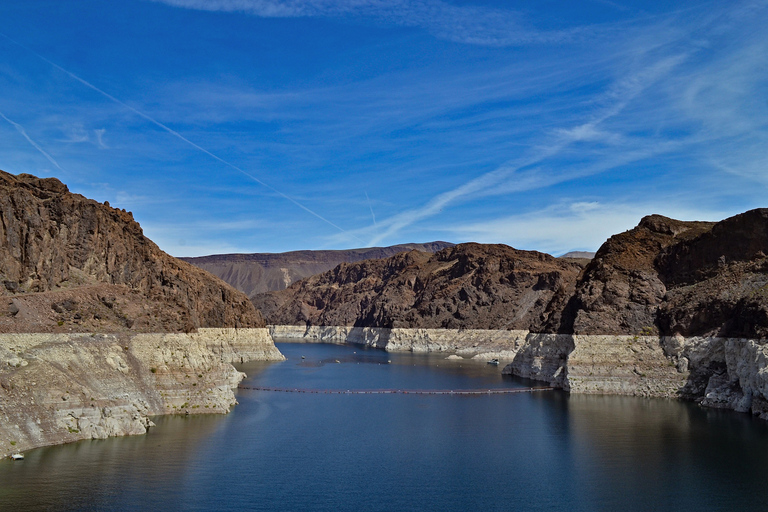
[57,124,109,148]
[0,109,65,172]
[354,51,688,246]
[446,200,727,255]
[151,0,586,46]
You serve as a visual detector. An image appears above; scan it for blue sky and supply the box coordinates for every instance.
[1,0,766,256]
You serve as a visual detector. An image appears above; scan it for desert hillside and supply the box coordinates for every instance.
[0,170,263,333]
[254,243,586,330]
[180,242,454,297]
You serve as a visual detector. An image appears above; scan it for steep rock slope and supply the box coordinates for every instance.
[555,214,715,335]
[0,170,283,455]
[506,209,768,417]
[557,210,768,337]
[255,243,585,331]
[180,242,454,297]
[0,171,263,332]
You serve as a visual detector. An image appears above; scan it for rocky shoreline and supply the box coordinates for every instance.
[270,324,527,360]
[270,324,768,419]
[0,328,284,457]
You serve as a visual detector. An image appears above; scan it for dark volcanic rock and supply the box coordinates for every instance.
[556,215,715,335]
[258,209,768,340]
[558,210,768,338]
[254,243,585,330]
[180,242,454,297]
[0,170,263,332]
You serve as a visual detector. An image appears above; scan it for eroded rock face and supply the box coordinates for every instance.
[262,209,768,420]
[560,210,768,338]
[0,171,263,332]
[556,215,715,335]
[181,242,455,297]
[503,209,768,415]
[254,243,586,331]
[0,171,285,455]
[0,329,283,456]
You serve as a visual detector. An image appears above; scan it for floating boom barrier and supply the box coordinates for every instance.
[237,385,553,395]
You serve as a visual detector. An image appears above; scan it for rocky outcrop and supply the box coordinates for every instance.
[0,170,263,332]
[181,242,454,297]
[0,328,283,456]
[555,210,768,337]
[262,209,768,420]
[255,243,585,331]
[0,170,285,454]
[500,209,768,417]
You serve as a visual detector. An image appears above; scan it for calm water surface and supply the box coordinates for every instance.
[2,341,768,511]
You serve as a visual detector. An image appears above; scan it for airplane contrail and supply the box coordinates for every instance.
[365,191,377,227]
[0,31,362,243]
[0,109,65,172]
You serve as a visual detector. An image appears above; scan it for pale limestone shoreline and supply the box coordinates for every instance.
[270,324,768,419]
[269,324,526,361]
[0,328,284,457]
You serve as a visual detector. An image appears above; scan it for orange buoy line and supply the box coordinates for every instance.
[237,386,553,395]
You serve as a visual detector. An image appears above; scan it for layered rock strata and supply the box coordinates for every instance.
[0,328,283,456]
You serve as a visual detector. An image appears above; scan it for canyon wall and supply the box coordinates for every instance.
[0,170,263,333]
[0,328,283,457]
[0,170,285,455]
[270,324,527,360]
[260,210,768,419]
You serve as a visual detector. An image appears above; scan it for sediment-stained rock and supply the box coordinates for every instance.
[0,328,283,457]
[0,170,285,455]
[270,324,527,360]
[261,210,768,420]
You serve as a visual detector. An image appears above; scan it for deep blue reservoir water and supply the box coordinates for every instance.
[2,341,768,511]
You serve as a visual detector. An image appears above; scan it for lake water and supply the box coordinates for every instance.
[2,341,768,511]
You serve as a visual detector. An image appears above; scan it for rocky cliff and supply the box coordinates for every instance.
[0,170,263,332]
[180,241,454,297]
[503,209,768,417]
[0,328,282,457]
[254,243,585,331]
[259,209,768,419]
[0,170,284,456]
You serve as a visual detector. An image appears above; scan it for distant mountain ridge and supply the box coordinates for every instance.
[254,243,585,330]
[180,241,454,297]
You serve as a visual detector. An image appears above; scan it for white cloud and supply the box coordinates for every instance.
[356,51,688,246]
[447,201,727,256]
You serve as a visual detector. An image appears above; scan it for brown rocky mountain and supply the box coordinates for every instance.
[180,241,454,298]
[255,209,768,339]
[0,171,262,333]
[254,243,586,330]
[557,210,768,338]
